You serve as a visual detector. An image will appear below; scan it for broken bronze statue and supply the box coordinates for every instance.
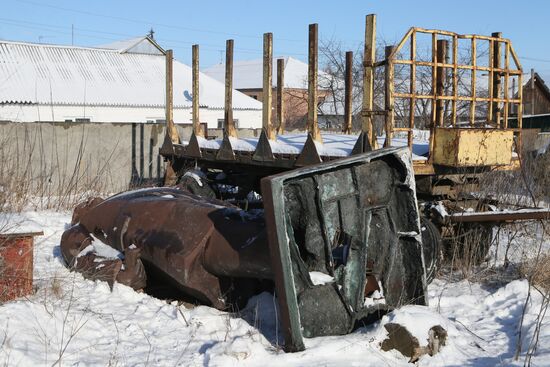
[60,147,428,352]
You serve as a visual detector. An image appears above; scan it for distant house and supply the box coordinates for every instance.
[0,37,262,128]
[521,72,550,116]
[204,56,330,130]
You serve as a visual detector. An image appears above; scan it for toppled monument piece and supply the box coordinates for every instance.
[60,147,428,352]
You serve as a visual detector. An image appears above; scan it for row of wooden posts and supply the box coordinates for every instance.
[164,15,379,148]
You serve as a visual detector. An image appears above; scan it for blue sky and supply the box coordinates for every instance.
[1,0,549,80]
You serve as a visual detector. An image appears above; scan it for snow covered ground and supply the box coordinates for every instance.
[1,211,550,366]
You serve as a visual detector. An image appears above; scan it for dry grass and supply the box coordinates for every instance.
[519,253,550,292]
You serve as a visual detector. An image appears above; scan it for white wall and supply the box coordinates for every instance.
[0,104,262,129]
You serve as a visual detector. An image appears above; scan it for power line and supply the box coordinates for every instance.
[0,17,307,57]
[519,56,550,64]
[14,0,306,43]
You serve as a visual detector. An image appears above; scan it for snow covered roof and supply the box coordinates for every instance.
[203,56,331,90]
[0,39,262,110]
[97,36,164,55]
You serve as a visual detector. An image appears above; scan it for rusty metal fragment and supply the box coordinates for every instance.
[60,147,427,352]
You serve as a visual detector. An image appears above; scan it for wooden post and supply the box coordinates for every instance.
[363,14,377,148]
[409,30,416,148]
[435,39,448,127]
[308,24,322,142]
[503,42,510,128]
[165,50,180,144]
[384,46,395,148]
[492,32,502,126]
[192,45,204,137]
[452,35,458,126]
[224,39,237,137]
[263,33,275,140]
[428,35,437,162]
[277,58,285,134]
[470,37,477,125]
[343,51,353,134]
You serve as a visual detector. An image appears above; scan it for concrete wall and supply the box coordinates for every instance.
[0,104,262,129]
[0,121,263,196]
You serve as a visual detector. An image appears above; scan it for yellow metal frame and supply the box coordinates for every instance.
[377,27,523,168]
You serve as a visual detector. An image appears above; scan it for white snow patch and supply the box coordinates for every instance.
[309,271,334,285]
[183,171,205,187]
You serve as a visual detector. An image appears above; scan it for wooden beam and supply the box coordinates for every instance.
[362,14,377,148]
[343,51,353,134]
[492,32,502,127]
[409,30,416,148]
[224,39,237,137]
[451,35,458,126]
[192,44,204,137]
[488,39,494,124]
[165,49,180,144]
[263,33,275,140]
[428,34,437,162]
[308,23,322,142]
[503,42,510,128]
[436,39,448,127]
[470,37,476,125]
[276,58,285,134]
[384,45,395,148]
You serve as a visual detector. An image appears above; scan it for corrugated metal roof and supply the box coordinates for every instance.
[0,39,262,110]
[204,56,331,90]
[98,36,165,55]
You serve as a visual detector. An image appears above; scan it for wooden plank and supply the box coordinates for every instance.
[263,33,275,140]
[509,44,523,70]
[452,35,458,126]
[503,42,510,128]
[384,46,395,148]
[308,23,322,142]
[436,39,447,127]
[470,37,476,125]
[363,14,377,148]
[165,49,180,144]
[192,44,204,137]
[413,27,512,42]
[409,30,416,148]
[492,32,502,127]
[488,39,494,124]
[277,58,285,134]
[394,93,520,103]
[224,39,237,137]
[389,27,413,58]
[392,60,521,74]
[428,34,437,162]
[343,51,353,134]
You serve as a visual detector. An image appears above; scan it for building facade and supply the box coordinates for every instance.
[0,37,262,128]
[204,56,330,130]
